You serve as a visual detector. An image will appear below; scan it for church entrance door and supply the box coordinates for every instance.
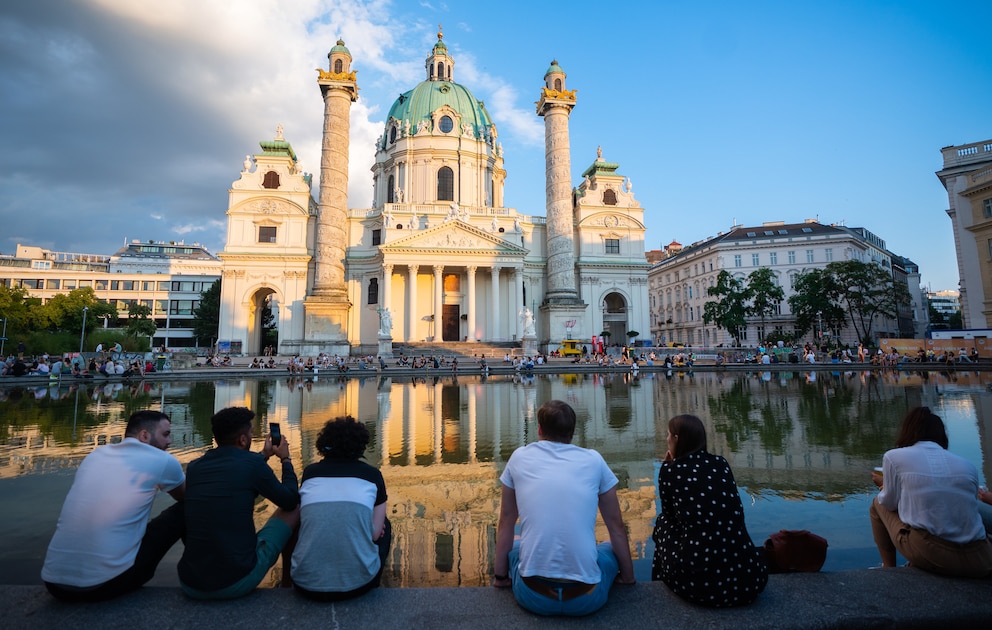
[442,305,460,341]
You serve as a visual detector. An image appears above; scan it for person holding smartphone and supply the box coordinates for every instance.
[179,407,300,599]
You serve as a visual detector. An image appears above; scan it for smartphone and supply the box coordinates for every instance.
[269,422,282,447]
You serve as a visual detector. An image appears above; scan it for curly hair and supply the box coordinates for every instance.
[315,416,370,459]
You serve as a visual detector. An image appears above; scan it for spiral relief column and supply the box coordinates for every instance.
[304,39,358,353]
[535,60,586,346]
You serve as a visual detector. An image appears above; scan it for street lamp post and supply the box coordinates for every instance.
[0,317,7,356]
[79,306,88,355]
[817,311,823,344]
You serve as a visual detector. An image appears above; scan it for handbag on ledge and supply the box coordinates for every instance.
[763,529,828,573]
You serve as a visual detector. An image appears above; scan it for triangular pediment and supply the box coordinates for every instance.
[380,220,527,255]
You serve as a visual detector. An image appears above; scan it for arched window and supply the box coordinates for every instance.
[389,126,397,144]
[554,78,562,90]
[437,166,454,201]
[387,175,395,203]
[603,189,617,205]
[334,59,343,73]
[262,171,280,189]
[367,278,379,305]
[437,62,445,80]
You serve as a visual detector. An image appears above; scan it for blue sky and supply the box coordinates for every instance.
[2,0,989,291]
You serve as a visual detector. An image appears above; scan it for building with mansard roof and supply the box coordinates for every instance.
[217,32,649,355]
[647,219,920,347]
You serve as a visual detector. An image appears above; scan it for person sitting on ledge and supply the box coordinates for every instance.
[179,407,300,599]
[292,417,391,601]
[652,414,767,607]
[870,406,992,577]
[493,400,635,616]
[42,410,185,602]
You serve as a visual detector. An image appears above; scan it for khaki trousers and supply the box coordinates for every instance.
[870,497,992,578]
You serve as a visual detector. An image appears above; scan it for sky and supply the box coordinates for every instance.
[2,0,989,292]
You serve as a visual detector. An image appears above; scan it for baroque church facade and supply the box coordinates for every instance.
[218,32,649,356]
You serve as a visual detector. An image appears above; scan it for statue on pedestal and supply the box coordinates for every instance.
[377,307,393,337]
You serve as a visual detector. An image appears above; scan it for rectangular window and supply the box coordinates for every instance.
[155,300,168,315]
[31,260,52,270]
[769,252,778,265]
[734,255,742,267]
[788,251,796,264]
[806,249,814,263]
[48,279,60,290]
[605,238,620,254]
[985,198,992,218]
[258,226,277,243]
[111,280,120,290]
[79,279,92,288]
[825,248,833,262]
[142,281,155,291]
[988,238,992,259]
[372,229,382,246]
[158,281,170,291]
[752,253,760,266]
[21,279,41,289]
[171,281,197,292]
[95,279,108,291]
[64,279,76,289]
[169,299,198,315]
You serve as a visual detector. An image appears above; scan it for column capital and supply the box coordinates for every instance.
[383,264,394,274]
[491,265,502,275]
[466,265,478,275]
[408,264,419,275]
[433,265,444,276]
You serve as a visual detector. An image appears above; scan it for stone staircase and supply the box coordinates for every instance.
[392,341,521,360]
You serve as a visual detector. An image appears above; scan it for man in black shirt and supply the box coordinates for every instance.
[178,407,300,599]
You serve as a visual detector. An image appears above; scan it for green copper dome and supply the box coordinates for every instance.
[385,80,494,135]
[329,39,351,57]
[545,60,565,76]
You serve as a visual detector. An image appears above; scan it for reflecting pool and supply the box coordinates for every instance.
[1,369,990,587]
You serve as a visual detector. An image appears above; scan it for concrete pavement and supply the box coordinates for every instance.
[3,567,990,629]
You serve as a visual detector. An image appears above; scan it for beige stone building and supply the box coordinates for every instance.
[218,33,649,355]
[937,139,992,328]
[0,241,220,348]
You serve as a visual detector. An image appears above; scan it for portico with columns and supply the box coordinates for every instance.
[350,220,528,345]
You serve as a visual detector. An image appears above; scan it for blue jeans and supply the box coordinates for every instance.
[509,542,619,616]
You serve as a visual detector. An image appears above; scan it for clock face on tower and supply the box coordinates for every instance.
[439,115,454,133]
[604,215,619,227]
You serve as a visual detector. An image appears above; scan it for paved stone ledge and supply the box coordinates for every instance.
[3,568,990,630]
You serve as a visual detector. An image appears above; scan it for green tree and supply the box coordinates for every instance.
[0,285,31,337]
[927,303,948,329]
[746,267,785,339]
[125,304,156,348]
[192,280,221,346]
[788,269,845,338]
[39,288,117,334]
[261,294,278,350]
[828,260,910,344]
[948,310,963,329]
[703,270,751,345]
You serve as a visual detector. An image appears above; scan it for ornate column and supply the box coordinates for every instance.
[433,265,444,342]
[536,61,581,305]
[407,265,419,341]
[490,266,501,341]
[304,40,359,354]
[467,266,477,342]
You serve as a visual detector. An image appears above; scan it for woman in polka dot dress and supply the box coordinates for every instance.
[651,414,767,607]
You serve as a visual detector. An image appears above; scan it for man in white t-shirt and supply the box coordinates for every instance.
[42,410,185,602]
[493,400,635,616]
